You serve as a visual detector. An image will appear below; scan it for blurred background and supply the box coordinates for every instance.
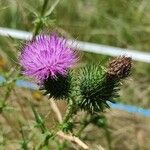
[0,0,150,149]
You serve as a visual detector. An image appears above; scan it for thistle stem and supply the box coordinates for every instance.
[104,127,112,150]
[76,113,90,137]
[36,132,51,150]
[62,98,76,124]
[33,0,49,37]
[41,0,49,16]
[19,123,29,150]
[76,123,88,137]
[63,104,74,124]
[33,20,43,37]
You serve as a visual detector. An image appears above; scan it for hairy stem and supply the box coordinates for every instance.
[19,123,29,150]
[76,113,90,137]
[36,132,51,150]
[41,0,49,16]
[104,127,112,150]
[62,98,76,124]
[45,0,60,17]
[33,0,49,37]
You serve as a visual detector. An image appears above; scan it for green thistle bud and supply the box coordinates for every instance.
[77,56,132,113]
[77,65,110,112]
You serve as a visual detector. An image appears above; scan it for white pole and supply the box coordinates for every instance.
[0,27,150,63]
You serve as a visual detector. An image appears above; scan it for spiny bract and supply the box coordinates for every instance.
[77,65,120,113]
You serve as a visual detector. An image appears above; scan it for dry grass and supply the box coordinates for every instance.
[0,87,150,150]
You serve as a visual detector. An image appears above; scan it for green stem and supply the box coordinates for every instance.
[76,113,90,137]
[31,103,46,133]
[33,0,49,37]
[62,99,76,124]
[76,123,88,137]
[41,0,49,16]
[33,20,43,37]
[31,103,53,149]
[19,123,29,150]
[36,132,51,150]
[0,83,14,113]
[45,0,60,17]
[104,127,112,150]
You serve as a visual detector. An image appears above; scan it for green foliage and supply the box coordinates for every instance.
[91,115,107,128]
[31,103,47,133]
[59,122,74,133]
[19,124,29,150]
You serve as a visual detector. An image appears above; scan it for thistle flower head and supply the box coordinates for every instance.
[20,33,77,82]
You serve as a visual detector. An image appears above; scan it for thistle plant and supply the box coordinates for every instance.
[19,31,132,149]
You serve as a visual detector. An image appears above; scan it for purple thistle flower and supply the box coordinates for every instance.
[20,33,77,82]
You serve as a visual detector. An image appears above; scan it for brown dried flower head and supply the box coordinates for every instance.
[107,56,132,79]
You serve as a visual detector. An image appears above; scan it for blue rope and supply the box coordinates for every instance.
[108,102,150,117]
[1,75,150,117]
